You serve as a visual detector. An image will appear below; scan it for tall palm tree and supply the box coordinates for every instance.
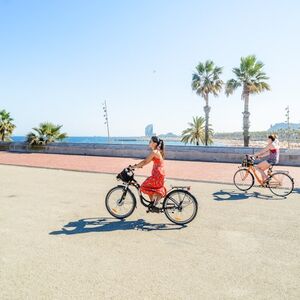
[27,122,67,145]
[225,55,270,147]
[181,116,213,145]
[0,109,16,141]
[192,60,223,146]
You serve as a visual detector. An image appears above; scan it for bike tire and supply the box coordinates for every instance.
[163,190,198,225]
[105,185,136,219]
[233,168,255,191]
[268,172,294,197]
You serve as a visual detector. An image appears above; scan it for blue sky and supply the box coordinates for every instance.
[0,0,299,136]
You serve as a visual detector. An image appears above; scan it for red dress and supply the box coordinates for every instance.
[140,156,166,197]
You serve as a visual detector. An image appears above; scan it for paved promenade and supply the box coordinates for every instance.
[0,152,300,186]
[0,165,299,299]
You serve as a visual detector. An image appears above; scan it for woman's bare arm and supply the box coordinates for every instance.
[134,151,155,168]
[255,144,272,158]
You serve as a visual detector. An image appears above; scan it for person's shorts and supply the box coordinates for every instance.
[267,158,278,165]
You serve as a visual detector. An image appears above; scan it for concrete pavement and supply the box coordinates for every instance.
[0,165,299,299]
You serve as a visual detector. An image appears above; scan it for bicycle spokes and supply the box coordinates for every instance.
[233,168,254,191]
[105,186,136,219]
[163,190,198,225]
[240,170,250,181]
[269,173,284,186]
[268,172,294,197]
[111,199,132,214]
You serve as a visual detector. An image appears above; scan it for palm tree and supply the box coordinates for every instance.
[26,122,67,145]
[192,60,223,146]
[181,116,213,145]
[225,55,270,147]
[0,109,16,141]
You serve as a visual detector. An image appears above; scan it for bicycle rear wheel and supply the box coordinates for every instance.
[268,172,294,197]
[233,168,254,191]
[105,186,136,219]
[163,190,198,225]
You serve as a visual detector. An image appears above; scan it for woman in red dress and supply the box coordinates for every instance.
[133,136,166,205]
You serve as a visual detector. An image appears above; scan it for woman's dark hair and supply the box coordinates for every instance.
[268,134,277,142]
[151,136,165,158]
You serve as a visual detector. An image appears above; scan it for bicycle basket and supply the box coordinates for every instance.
[242,156,254,167]
[116,168,134,183]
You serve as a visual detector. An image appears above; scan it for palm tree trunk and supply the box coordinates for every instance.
[243,91,250,147]
[204,95,210,146]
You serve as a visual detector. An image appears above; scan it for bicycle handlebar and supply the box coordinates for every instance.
[246,154,257,160]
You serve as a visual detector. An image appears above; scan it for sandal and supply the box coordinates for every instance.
[147,202,160,213]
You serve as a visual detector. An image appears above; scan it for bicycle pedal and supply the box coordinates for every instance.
[147,207,160,213]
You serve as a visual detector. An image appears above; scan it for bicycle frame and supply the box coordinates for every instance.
[241,163,288,187]
[119,177,191,210]
[120,179,150,208]
[242,165,266,186]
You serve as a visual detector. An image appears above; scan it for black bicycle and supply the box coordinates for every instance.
[105,166,198,225]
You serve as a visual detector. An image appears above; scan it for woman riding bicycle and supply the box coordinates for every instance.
[254,134,280,183]
[133,136,166,206]
[105,136,198,224]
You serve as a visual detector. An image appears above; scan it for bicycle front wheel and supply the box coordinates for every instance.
[105,186,136,219]
[268,172,294,197]
[233,168,254,191]
[163,190,198,225]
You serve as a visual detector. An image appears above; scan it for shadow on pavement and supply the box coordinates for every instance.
[292,188,300,195]
[213,189,285,201]
[49,217,185,235]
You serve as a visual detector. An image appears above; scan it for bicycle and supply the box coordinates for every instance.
[233,155,294,197]
[105,166,198,225]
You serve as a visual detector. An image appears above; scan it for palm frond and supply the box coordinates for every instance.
[225,79,241,96]
[192,60,223,100]
[181,116,213,146]
[27,122,67,145]
[228,55,270,97]
[0,109,16,141]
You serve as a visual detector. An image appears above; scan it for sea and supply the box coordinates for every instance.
[11,136,225,147]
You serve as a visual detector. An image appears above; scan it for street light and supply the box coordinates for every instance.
[285,106,290,149]
[102,100,110,143]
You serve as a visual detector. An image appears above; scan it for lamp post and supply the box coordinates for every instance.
[102,100,110,143]
[285,106,290,149]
